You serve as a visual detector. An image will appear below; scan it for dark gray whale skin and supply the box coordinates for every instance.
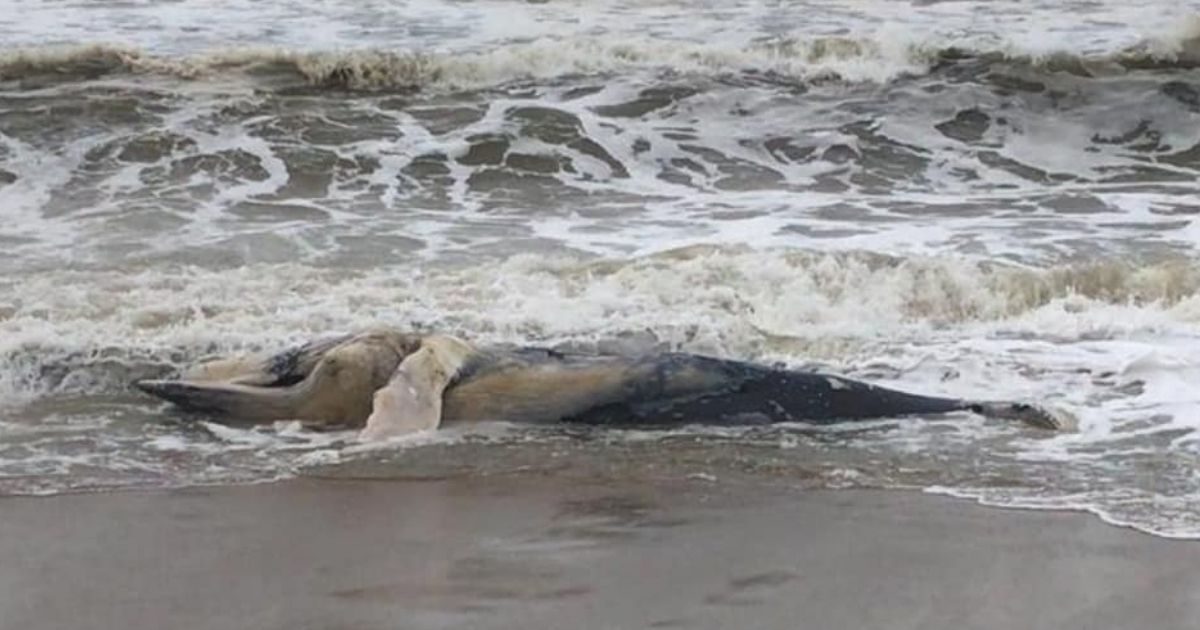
[439,348,1045,428]
[564,354,964,426]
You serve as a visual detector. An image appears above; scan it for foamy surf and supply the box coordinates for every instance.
[3,249,1198,401]
[3,23,1200,91]
[5,23,1200,272]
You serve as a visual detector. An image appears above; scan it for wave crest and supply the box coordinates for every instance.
[2,248,1197,401]
[4,18,1199,91]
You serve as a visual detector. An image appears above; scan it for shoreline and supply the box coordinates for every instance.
[3,477,1198,629]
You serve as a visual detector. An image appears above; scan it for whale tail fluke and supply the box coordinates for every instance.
[967,402,1079,432]
[740,367,1076,432]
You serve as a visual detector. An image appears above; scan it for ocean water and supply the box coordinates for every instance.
[1,0,1199,538]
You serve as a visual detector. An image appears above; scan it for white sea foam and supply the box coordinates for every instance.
[2,248,1197,400]
[4,57,1200,274]
[3,19,1199,91]
[926,486,1200,541]
[2,0,1191,62]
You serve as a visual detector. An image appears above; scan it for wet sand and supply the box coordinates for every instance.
[2,478,1197,630]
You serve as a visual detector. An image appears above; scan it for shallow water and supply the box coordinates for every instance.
[2,0,1199,538]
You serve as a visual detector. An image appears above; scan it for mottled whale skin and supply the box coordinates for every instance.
[446,348,967,426]
[134,330,1069,432]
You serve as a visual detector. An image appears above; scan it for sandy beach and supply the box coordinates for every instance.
[3,478,1197,630]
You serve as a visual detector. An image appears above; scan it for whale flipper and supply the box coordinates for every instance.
[360,335,474,440]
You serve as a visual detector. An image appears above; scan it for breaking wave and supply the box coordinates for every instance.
[2,247,1198,402]
[3,19,1200,91]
